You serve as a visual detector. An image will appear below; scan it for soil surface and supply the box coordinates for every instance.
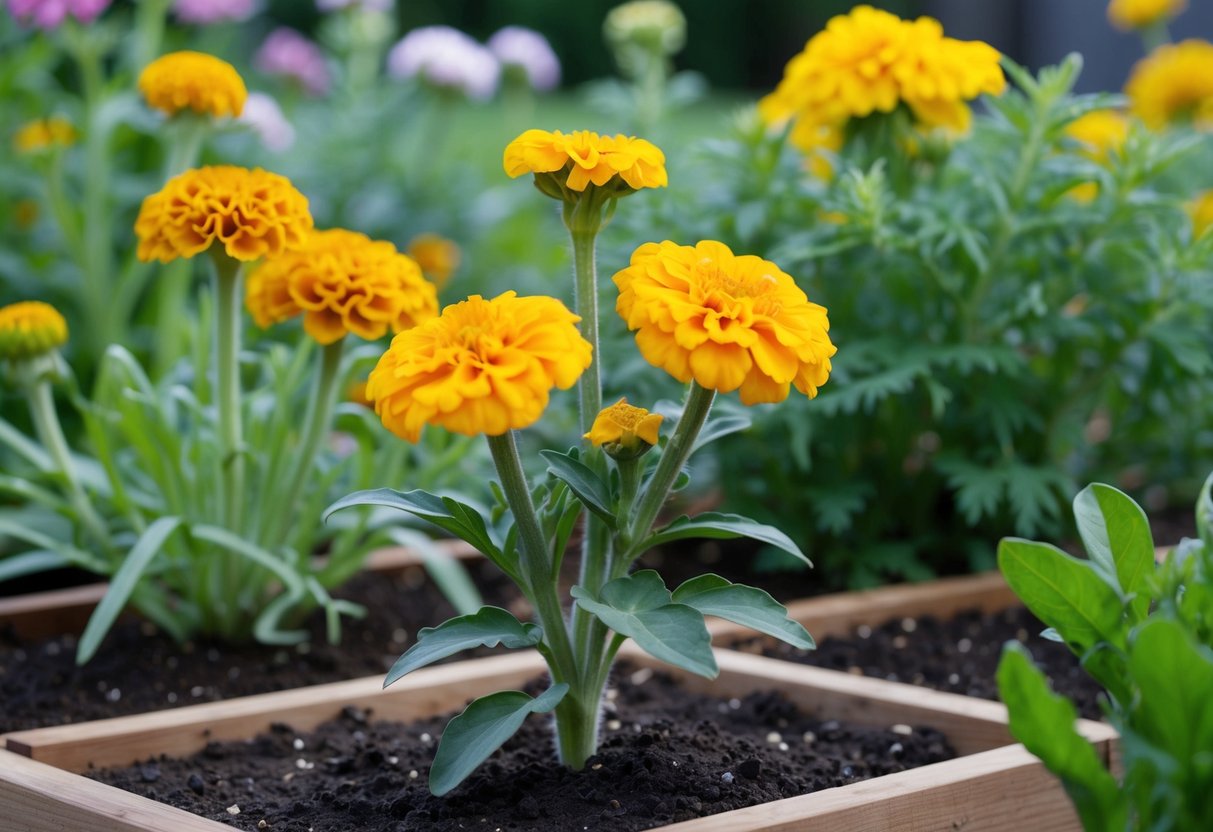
[733,605,1107,720]
[90,664,955,832]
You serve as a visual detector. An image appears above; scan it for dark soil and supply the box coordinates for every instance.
[89,664,955,832]
[732,605,1107,720]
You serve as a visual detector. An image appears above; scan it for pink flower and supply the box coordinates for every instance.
[488,26,560,92]
[239,92,295,152]
[387,26,499,101]
[6,0,110,29]
[254,27,331,96]
[173,0,257,25]
[316,0,391,11]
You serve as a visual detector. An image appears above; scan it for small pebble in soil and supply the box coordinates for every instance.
[187,773,205,795]
[891,724,913,736]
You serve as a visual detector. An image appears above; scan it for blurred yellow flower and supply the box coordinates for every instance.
[408,233,462,290]
[0,301,68,362]
[585,397,663,452]
[135,165,313,263]
[246,229,438,345]
[13,117,76,154]
[1187,189,1213,236]
[760,5,1004,157]
[138,51,248,118]
[613,240,836,405]
[347,380,373,408]
[368,292,592,441]
[1063,110,1130,202]
[504,129,667,194]
[1126,40,1213,129]
[1108,0,1186,31]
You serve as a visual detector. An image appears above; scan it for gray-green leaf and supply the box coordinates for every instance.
[539,449,616,527]
[385,607,542,687]
[429,684,568,796]
[672,574,814,649]
[638,513,809,567]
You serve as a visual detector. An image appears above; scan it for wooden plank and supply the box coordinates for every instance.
[0,749,229,832]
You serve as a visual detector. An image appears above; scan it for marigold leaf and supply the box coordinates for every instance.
[672,574,814,649]
[385,607,542,688]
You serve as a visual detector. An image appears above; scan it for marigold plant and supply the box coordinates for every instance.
[1063,109,1130,202]
[0,301,69,361]
[12,116,76,153]
[1107,0,1186,31]
[1125,40,1213,129]
[137,50,248,118]
[504,128,667,195]
[584,397,663,455]
[407,233,461,290]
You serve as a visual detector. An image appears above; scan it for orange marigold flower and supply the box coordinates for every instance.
[13,117,77,154]
[138,51,248,118]
[408,233,462,290]
[1126,40,1213,129]
[613,240,836,405]
[585,397,663,456]
[135,165,313,263]
[246,228,438,345]
[0,301,68,362]
[367,291,592,441]
[503,129,667,195]
[1108,0,1186,31]
[347,380,373,408]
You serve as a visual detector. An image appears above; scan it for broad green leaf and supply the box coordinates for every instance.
[385,607,542,687]
[672,574,814,650]
[325,488,515,580]
[0,549,70,583]
[1198,472,1212,551]
[691,413,752,453]
[996,643,1126,831]
[78,517,183,665]
[638,512,810,567]
[572,570,717,678]
[539,449,616,527]
[999,538,1126,653]
[1126,618,1213,766]
[1073,483,1154,620]
[430,684,568,796]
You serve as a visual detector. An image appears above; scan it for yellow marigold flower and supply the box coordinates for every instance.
[408,233,461,290]
[585,397,663,457]
[135,165,313,263]
[246,229,438,345]
[138,51,248,118]
[348,380,373,408]
[0,301,68,362]
[503,129,668,195]
[13,117,77,154]
[1126,40,1213,129]
[1108,0,1186,31]
[1063,110,1130,202]
[1188,189,1213,237]
[613,240,836,405]
[368,291,592,442]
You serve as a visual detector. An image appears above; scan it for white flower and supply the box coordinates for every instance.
[487,26,560,92]
[387,25,500,101]
[239,92,295,152]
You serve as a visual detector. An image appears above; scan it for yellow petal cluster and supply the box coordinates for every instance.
[0,301,68,362]
[368,291,592,441]
[1063,110,1130,202]
[760,5,1005,157]
[246,229,438,345]
[1187,189,1213,237]
[613,240,836,405]
[135,165,313,263]
[138,51,247,118]
[504,129,668,193]
[585,397,663,450]
[1108,0,1186,31]
[13,117,77,154]
[1126,40,1213,129]
[408,233,462,290]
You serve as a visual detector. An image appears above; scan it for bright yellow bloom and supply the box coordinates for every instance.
[585,397,663,453]
[760,5,1004,154]
[135,166,313,263]
[1063,110,1130,202]
[1188,189,1213,236]
[13,117,77,154]
[246,229,438,345]
[348,380,373,408]
[613,240,836,405]
[138,51,247,118]
[504,129,668,194]
[368,292,592,441]
[1126,40,1213,129]
[0,301,68,362]
[1108,0,1186,30]
[408,233,462,290]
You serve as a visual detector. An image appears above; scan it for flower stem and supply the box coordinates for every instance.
[570,228,602,433]
[627,382,715,554]
[211,255,245,533]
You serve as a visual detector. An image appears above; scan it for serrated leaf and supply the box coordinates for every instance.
[539,449,615,527]
[429,683,568,796]
[385,607,542,687]
[572,570,717,678]
[639,512,809,566]
[1072,483,1154,621]
[672,574,814,649]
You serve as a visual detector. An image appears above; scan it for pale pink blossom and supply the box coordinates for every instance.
[254,27,331,96]
[6,0,110,29]
[387,26,500,101]
[488,26,560,92]
[239,92,295,153]
[173,0,257,25]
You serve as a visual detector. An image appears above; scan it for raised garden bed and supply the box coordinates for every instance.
[0,647,1116,831]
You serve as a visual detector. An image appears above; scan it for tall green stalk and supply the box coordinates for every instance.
[211,255,245,533]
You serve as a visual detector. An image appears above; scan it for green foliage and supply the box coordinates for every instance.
[383,607,542,687]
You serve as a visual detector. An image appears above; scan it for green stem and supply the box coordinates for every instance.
[132,0,171,71]
[28,374,108,546]
[628,382,716,553]
[211,255,245,533]
[570,228,602,433]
